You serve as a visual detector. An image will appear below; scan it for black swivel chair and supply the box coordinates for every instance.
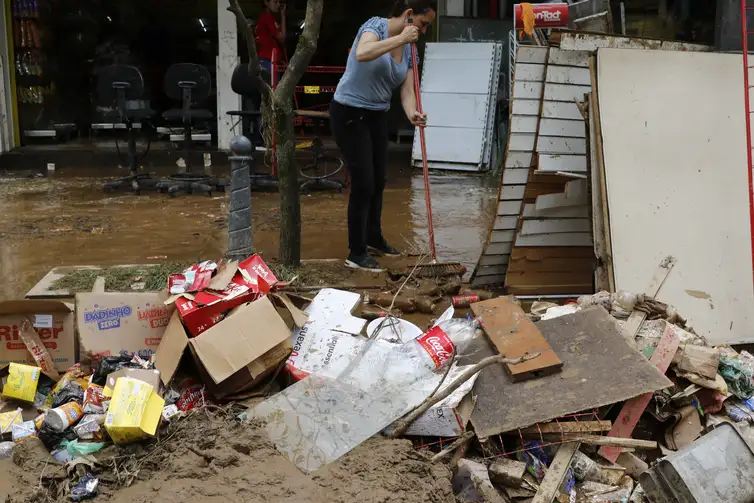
[157,63,223,195]
[99,65,158,194]
[226,63,278,191]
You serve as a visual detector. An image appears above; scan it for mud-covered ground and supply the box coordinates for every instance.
[0,157,497,301]
[0,409,455,503]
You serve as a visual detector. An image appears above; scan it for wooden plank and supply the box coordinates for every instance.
[491,230,516,243]
[498,200,525,215]
[494,216,518,230]
[548,48,590,67]
[515,233,593,247]
[503,168,530,185]
[511,247,596,260]
[575,436,658,450]
[510,133,536,151]
[539,119,586,138]
[537,136,587,155]
[476,265,508,278]
[517,46,548,64]
[506,257,598,274]
[519,421,611,436]
[471,296,563,382]
[512,99,542,116]
[534,170,586,179]
[598,322,680,463]
[513,81,544,100]
[542,101,583,120]
[532,443,581,503]
[545,66,591,86]
[535,192,588,211]
[622,256,677,340]
[510,116,539,134]
[589,57,614,292]
[472,274,507,286]
[467,307,672,438]
[558,32,711,53]
[522,203,589,219]
[480,255,511,267]
[544,83,592,102]
[486,242,514,255]
[515,63,546,82]
[505,151,534,168]
[506,269,594,286]
[501,185,526,200]
[520,219,592,236]
[506,283,593,295]
[524,182,569,201]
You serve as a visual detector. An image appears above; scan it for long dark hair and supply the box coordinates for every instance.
[388,0,438,18]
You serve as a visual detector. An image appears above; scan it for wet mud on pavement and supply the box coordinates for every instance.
[0,153,498,300]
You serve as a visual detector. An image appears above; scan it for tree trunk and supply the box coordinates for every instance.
[228,0,324,268]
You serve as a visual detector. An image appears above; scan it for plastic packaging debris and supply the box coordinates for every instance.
[571,451,609,484]
[82,384,106,414]
[162,404,182,422]
[73,415,105,440]
[577,291,637,318]
[175,379,206,412]
[540,304,580,321]
[162,389,181,406]
[0,409,23,436]
[34,413,46,430]
[44,364,87,409]
[719,355,754,399]
[46,402,84,432]
[366,317,422,343]
[249,333,463,473]
[2,363,40,402]
[38,422,77,451]
[91,356,133,386]
[628,484,645,503]
[70,473,99,502]
[63,439,106,457]
[168,260,217,294]
[0,441,14,459]
[51,382,84,408]
[11,420,36,442]
[51,447,74,464]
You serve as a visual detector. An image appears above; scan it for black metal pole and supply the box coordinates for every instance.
[227,135,253,261]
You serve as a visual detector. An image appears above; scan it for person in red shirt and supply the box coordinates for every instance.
[255,0,286,82]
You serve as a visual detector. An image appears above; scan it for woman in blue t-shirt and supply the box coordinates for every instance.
[330,0,436,272]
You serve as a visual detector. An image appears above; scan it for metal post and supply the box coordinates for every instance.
[227,135,254,261]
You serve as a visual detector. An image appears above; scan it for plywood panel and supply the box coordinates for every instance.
[505,152,534,168]
[598,49,753,344]
[515,63,546,81]
[498,200,525,215]
[520,219,592,235]
[522,203,589,218]
[503,168,530,185]
[512,100,542,116]
[537,136,587,154]
[548,48,590,67]
[538,154,587,173]
[544,83,592,102]
[546,66,591,86]
[542,101,584,120]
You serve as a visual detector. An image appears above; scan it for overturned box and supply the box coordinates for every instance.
[76,292,174,360]
[105,377,165,444]
[155,295,306,399]
[0,300,76,373]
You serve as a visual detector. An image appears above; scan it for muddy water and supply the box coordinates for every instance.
[0,161,497,301]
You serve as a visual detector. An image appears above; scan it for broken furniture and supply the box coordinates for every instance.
[295,110,345,192]
[157,63,226,195]
[98,65,160,194]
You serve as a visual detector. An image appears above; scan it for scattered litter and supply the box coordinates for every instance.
[0,441,14,459]
[70,473,99,502]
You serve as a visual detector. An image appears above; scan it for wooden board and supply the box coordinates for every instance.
[598,321,680,462]
[539,119,586,138]
[520,219,591,236]
[537,136,586,155]
[514,233,593,247]
[519,420,611,437]
[471,296,563,382]
[522,203,589,219]
[538,154,587,173]
[532,442,580,503]
[548,48,590,67]
[598,49,754,343]
[467,307,672,438]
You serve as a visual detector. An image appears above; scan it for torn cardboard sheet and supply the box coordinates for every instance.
[467,306,672,438]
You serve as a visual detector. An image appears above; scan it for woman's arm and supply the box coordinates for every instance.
[274,4,286,44]
[401,70,426,127]
[355,26,418,62]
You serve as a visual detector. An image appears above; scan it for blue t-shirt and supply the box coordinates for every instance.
[334,17,414,111]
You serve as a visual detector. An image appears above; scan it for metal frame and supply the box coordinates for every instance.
[740,0,754,296]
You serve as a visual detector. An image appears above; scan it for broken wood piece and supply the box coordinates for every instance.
[578,436,658,450]
[621,256,676,342]
[675,344,719,380]
[415,296,437,314]
[471,296,563,382]
[519,420,611,437]
[616,452,649,477]
[489,457,528,488]
[389,351,542,438]
[599,321,679,462]
[365,293,416,313]
[531,442,580,503]
[430,431,475,463]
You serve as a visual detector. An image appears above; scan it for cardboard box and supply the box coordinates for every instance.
[76,292,174,360]
[155,295,306,399]
[1,363,40,402]
[0,300,76,373]
[171,255,279,337]
[104,377,165,444]
[103,368,162,397]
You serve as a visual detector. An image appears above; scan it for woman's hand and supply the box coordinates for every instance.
[401,25,420,44]
[408,110,427,127]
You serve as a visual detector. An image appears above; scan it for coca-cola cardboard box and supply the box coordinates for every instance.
[0,300,76,373]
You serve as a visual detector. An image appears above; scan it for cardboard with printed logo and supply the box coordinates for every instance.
[0,300,76,373]
[76,292,174,360]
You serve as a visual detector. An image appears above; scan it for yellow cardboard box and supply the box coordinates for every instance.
[2,363,40,402]
[104,377,164,444]
[0,408,22,436]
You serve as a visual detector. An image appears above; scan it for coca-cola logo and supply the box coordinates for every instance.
[424,336,453,366]
[417,327,455,369]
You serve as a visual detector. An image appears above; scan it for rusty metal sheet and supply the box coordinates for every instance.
[465,306,672,438]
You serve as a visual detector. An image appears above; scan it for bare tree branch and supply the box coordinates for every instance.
[227,0,271,101]
[274,0,324,100]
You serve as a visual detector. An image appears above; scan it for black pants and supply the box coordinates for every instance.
[329,100,388,257]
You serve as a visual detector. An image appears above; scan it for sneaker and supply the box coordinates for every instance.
[345,254,384,272]
[367,240,401,257]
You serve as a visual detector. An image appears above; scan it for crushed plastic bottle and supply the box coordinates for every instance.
[400,318,480,372]
[0,441,14,460]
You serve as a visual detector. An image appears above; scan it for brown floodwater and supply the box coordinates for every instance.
[0,154,498,301]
